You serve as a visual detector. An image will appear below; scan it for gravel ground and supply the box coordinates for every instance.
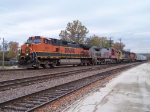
[0,67,112,102]
[0,65,103,82]
[33,68,127,112]
[0,63,137,82]
[0,63,135,103]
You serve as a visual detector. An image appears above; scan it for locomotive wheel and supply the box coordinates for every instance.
[34,67,39,69]
[41,64,46,68]
[49,64,54,68]
[50,65,54,68]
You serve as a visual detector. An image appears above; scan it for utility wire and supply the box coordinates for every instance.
[0,3,60,31]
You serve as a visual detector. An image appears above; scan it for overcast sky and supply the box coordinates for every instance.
[0,0,150,53]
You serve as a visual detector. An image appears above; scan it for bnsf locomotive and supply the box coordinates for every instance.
[18,36,147,68]
[18,36,91,68]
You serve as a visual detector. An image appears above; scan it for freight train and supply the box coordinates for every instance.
[18,36,147,68]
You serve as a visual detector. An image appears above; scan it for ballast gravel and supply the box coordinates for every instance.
[0,65,107,82]
[0,63,136,103]
[33,69,126,112]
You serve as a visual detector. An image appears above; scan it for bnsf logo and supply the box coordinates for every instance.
[65,48,75,53]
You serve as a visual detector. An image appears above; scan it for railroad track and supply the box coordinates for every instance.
[0,63,125,91]
[0,61,139,72]
[0,64,85,72]
[0,62,140,112]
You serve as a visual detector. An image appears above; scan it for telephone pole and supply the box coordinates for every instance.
[109,37,113,47]
[0,37,4,69]
[118,38,122,50]
[78,33,79,44]
[2,38,4,69]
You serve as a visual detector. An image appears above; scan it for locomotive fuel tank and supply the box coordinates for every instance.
[59,59,81,65]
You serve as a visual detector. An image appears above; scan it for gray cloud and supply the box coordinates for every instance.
[0,0,150,53]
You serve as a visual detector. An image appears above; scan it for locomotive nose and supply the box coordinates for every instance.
[25,44,31,56]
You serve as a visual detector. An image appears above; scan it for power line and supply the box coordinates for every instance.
[0,3,29,24]
[0,3,49,30]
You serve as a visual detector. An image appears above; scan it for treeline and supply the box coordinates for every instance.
[0,42,19,60]
[59,20,125,50]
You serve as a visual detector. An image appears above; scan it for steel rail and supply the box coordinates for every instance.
[0,63,140,112]
[0,64,120,91]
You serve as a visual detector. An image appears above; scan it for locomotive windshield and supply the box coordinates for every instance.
[27,39,41,44]
[27,40,32,43]
[33,39,41,44]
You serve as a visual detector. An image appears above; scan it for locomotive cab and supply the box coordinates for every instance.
[18,36,45,68]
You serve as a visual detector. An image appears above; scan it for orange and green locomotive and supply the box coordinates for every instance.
[18,36,91,68]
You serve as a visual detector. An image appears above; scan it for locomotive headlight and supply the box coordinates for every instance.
[26,53,29,56]
[25,47,30,53]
